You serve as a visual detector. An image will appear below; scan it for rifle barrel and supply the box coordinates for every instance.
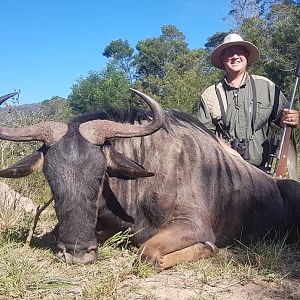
[289,77,299,110]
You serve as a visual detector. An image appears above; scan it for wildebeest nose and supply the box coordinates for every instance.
[55,243,98,264]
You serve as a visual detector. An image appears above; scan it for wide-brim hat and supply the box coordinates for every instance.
[211,33,260,69]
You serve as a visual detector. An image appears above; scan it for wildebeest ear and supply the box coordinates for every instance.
[0,149,44,178]
[103,145,155,179]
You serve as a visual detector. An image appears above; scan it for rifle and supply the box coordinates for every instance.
[0,92,19,106]
[273,54,300,178]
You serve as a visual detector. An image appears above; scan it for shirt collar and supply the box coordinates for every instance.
[223,72,250,90]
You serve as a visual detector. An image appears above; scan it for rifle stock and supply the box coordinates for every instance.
[273,126,293,177]
[273,54,300,178]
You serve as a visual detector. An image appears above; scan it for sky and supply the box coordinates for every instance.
[0,0,230,105]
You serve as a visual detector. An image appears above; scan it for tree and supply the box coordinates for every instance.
[226,0,267,29]
[204,32,229,52]
[68,65,131,114]
[267,2,300,92]
[238,1,300,95]
[103,39,136,83]
[134,48,219,113]
[40,96,71,122]
[129,25,207,112]
[135,25,189,79]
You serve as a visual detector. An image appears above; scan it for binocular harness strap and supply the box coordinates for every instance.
[215,75,258,138]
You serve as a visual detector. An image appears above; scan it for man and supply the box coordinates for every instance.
[197,33,299,172]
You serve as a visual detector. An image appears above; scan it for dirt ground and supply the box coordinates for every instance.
[121,271,300,300]
[111,245,300,300]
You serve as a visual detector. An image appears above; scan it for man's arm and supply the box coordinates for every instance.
[196,97,216,131]
[270,85,299,128]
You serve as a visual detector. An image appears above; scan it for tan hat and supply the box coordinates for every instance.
[211,33,260,69]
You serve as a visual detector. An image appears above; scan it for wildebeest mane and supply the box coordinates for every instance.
[71,106,151,125]
[71,106,216,140]
[164,109,216,139]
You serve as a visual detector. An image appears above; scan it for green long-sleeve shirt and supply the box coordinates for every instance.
[197,74,288,166]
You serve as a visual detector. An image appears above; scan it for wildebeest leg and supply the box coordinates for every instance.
[157,242,217,270]
[138,222,216,269]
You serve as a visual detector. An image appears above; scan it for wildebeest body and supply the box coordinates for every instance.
[98,111,292,252]
[0,90,299,268]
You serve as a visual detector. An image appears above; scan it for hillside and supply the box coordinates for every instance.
[0,103,42,124]
[0,97,68,125]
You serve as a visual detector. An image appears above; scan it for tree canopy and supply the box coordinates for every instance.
[68,66,131,114]
[67,1,300,117]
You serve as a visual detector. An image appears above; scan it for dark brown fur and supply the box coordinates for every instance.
[2,107,300,268]
[91,109,300,268]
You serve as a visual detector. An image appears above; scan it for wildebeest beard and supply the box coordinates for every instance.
[43,124,105,259]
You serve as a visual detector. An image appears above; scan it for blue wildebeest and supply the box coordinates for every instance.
[0,89,299,269]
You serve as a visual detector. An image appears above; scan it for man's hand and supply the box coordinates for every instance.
[281,108,299,127]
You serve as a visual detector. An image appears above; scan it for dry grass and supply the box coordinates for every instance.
[0,189,300,299]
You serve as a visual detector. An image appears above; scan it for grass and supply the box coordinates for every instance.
[0,188,300,299]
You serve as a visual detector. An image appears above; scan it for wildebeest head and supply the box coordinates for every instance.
[0,89,165,264]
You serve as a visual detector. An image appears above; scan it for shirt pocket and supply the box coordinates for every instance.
[255,100,273,130]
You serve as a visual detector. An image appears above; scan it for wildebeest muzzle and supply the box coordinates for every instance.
[55,241,98,264]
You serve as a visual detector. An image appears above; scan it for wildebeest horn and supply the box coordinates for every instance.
[0,92,19,105]
[79,89,165,145]
[0,121,68,147]
[0,149,44,178]
[0,93,68,146]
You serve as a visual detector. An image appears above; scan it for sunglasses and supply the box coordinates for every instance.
[221,49,249,59]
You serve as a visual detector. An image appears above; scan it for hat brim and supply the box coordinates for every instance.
[211,41,260,69]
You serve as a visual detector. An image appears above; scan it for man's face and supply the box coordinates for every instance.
[220,46,248,74]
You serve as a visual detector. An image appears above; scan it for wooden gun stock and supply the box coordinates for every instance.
[273,126,293,177]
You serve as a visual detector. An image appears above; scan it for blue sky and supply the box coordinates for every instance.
[0,1,230,104]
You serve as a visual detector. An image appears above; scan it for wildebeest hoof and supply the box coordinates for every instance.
[138,244,163,267]
[156,256,171,271]
[55,245,98,264]
[204,241,218,255]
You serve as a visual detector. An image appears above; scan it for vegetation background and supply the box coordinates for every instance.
[4,0,300,143]
[0,0,300,299]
